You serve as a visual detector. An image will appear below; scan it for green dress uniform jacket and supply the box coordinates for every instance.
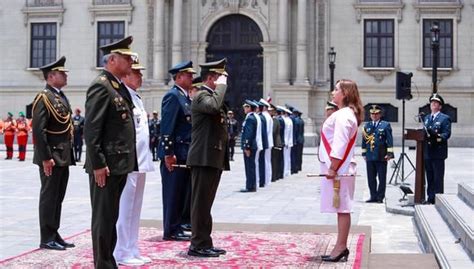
[32,85,74,167]
[186,84,230,171]
[84,70,136,175]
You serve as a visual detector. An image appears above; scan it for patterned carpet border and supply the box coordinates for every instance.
[0,227,366,268]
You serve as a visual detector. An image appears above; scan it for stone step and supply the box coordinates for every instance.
[369,253,439,269]
[458,182,474,209]
[436,194,474,259]
[414,205,472,268]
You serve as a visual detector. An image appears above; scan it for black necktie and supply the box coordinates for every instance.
[58,90,70,106]
[431,115,434,122]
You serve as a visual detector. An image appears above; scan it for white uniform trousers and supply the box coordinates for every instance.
[283,146,292,177]
[114,172,146,261]
[254,149,261,188]
[264,148,272,185]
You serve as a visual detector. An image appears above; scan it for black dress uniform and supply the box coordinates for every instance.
[423,93,451,204]
[186,58,229,257]
[294,110,305,172]
[270,104,283,182]
[362,105,394,203]
[241,100,258,191]
[256,104,268,187]
[159,61,195,241]
[72,112,85,162]
[227,113,239,161]
[276,108,286,180]
[84,36,137,269]
[149,113,160,161]
[33,56,75,251]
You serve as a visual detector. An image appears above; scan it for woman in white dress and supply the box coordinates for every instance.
[318,79,364,262]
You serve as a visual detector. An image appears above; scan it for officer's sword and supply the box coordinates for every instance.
[306,174,359,177]
[171,164,191,169]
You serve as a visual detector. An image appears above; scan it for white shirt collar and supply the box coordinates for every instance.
[432,111,440,118]
[51,86,61,94]
[175,84,188,97]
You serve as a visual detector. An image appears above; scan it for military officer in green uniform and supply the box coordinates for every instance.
[186,58,229,258]
[84,36,137,269]
[32,56,75,251]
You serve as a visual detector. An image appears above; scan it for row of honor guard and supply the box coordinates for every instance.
[240,100,305,192]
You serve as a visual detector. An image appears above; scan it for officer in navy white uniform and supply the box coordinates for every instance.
[114,57,155,266]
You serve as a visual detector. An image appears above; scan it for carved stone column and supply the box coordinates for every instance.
[277,0,289,84]
[171,0,182,65]
[153,0,166,84]
[295,0,309,84]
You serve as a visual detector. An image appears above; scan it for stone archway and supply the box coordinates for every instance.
[206,14,263,123]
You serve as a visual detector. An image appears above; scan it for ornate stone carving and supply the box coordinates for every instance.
[353,0,405,22]
[413,0,463,22]
[359,67,397,83]
[22,0,64,26]
[201,0,269,22]
[88,0,134,25]
[25,0,62,7]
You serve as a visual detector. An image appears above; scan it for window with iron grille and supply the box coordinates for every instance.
[364,19,394,68]
[96,21,125,67]
[423,19,453,68]
[30,22,57,68]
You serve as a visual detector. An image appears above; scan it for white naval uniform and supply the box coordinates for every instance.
[254,112,263,188]
[114,86,155,262]
[283,115,293,177]
[262,110,274,185]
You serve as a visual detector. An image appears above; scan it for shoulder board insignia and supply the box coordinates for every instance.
[43,89,48,93]
[111,80,119,89]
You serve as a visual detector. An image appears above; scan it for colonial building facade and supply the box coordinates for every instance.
[1,0,472,146]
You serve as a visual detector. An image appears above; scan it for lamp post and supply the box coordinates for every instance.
[328,47,336,92]
[430,21,440,94]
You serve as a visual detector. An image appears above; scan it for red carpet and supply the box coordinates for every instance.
[0,227,365,268]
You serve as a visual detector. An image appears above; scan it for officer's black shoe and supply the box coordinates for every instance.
[240,188,256,193]
[57,238,75,248]
[187,246,220,257]
[181,223,192,232]
[259,184,265,188]
[365,199,378,203]
[163,231,191,241]
[5,157,12,160]
[376,198,384,203]
[40,241,66,251]
[210,247,226,255]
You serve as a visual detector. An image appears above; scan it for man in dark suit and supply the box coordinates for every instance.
[159,61,195,242]
[240,100,258,192]
[32,56,75,251]
[423,93,451,204]
[186,58,229,258]
[72,108,85,162]
[269,104,283,182]
[84,36,137,268]
[149,111,160,161]
[362,105,394,203]
[227,110,239,161]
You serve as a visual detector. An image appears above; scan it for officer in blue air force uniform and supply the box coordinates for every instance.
[240,100,259,192]
[159,61,195,241]
[362,105,394,203]
[423,93,451,204]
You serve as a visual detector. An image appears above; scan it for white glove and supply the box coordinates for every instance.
[215,74,227,85]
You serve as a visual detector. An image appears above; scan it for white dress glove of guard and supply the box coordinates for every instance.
[215,74,227,85]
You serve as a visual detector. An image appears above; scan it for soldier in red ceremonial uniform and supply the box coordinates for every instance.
[2,112,17,159]
[16,112,31,161]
